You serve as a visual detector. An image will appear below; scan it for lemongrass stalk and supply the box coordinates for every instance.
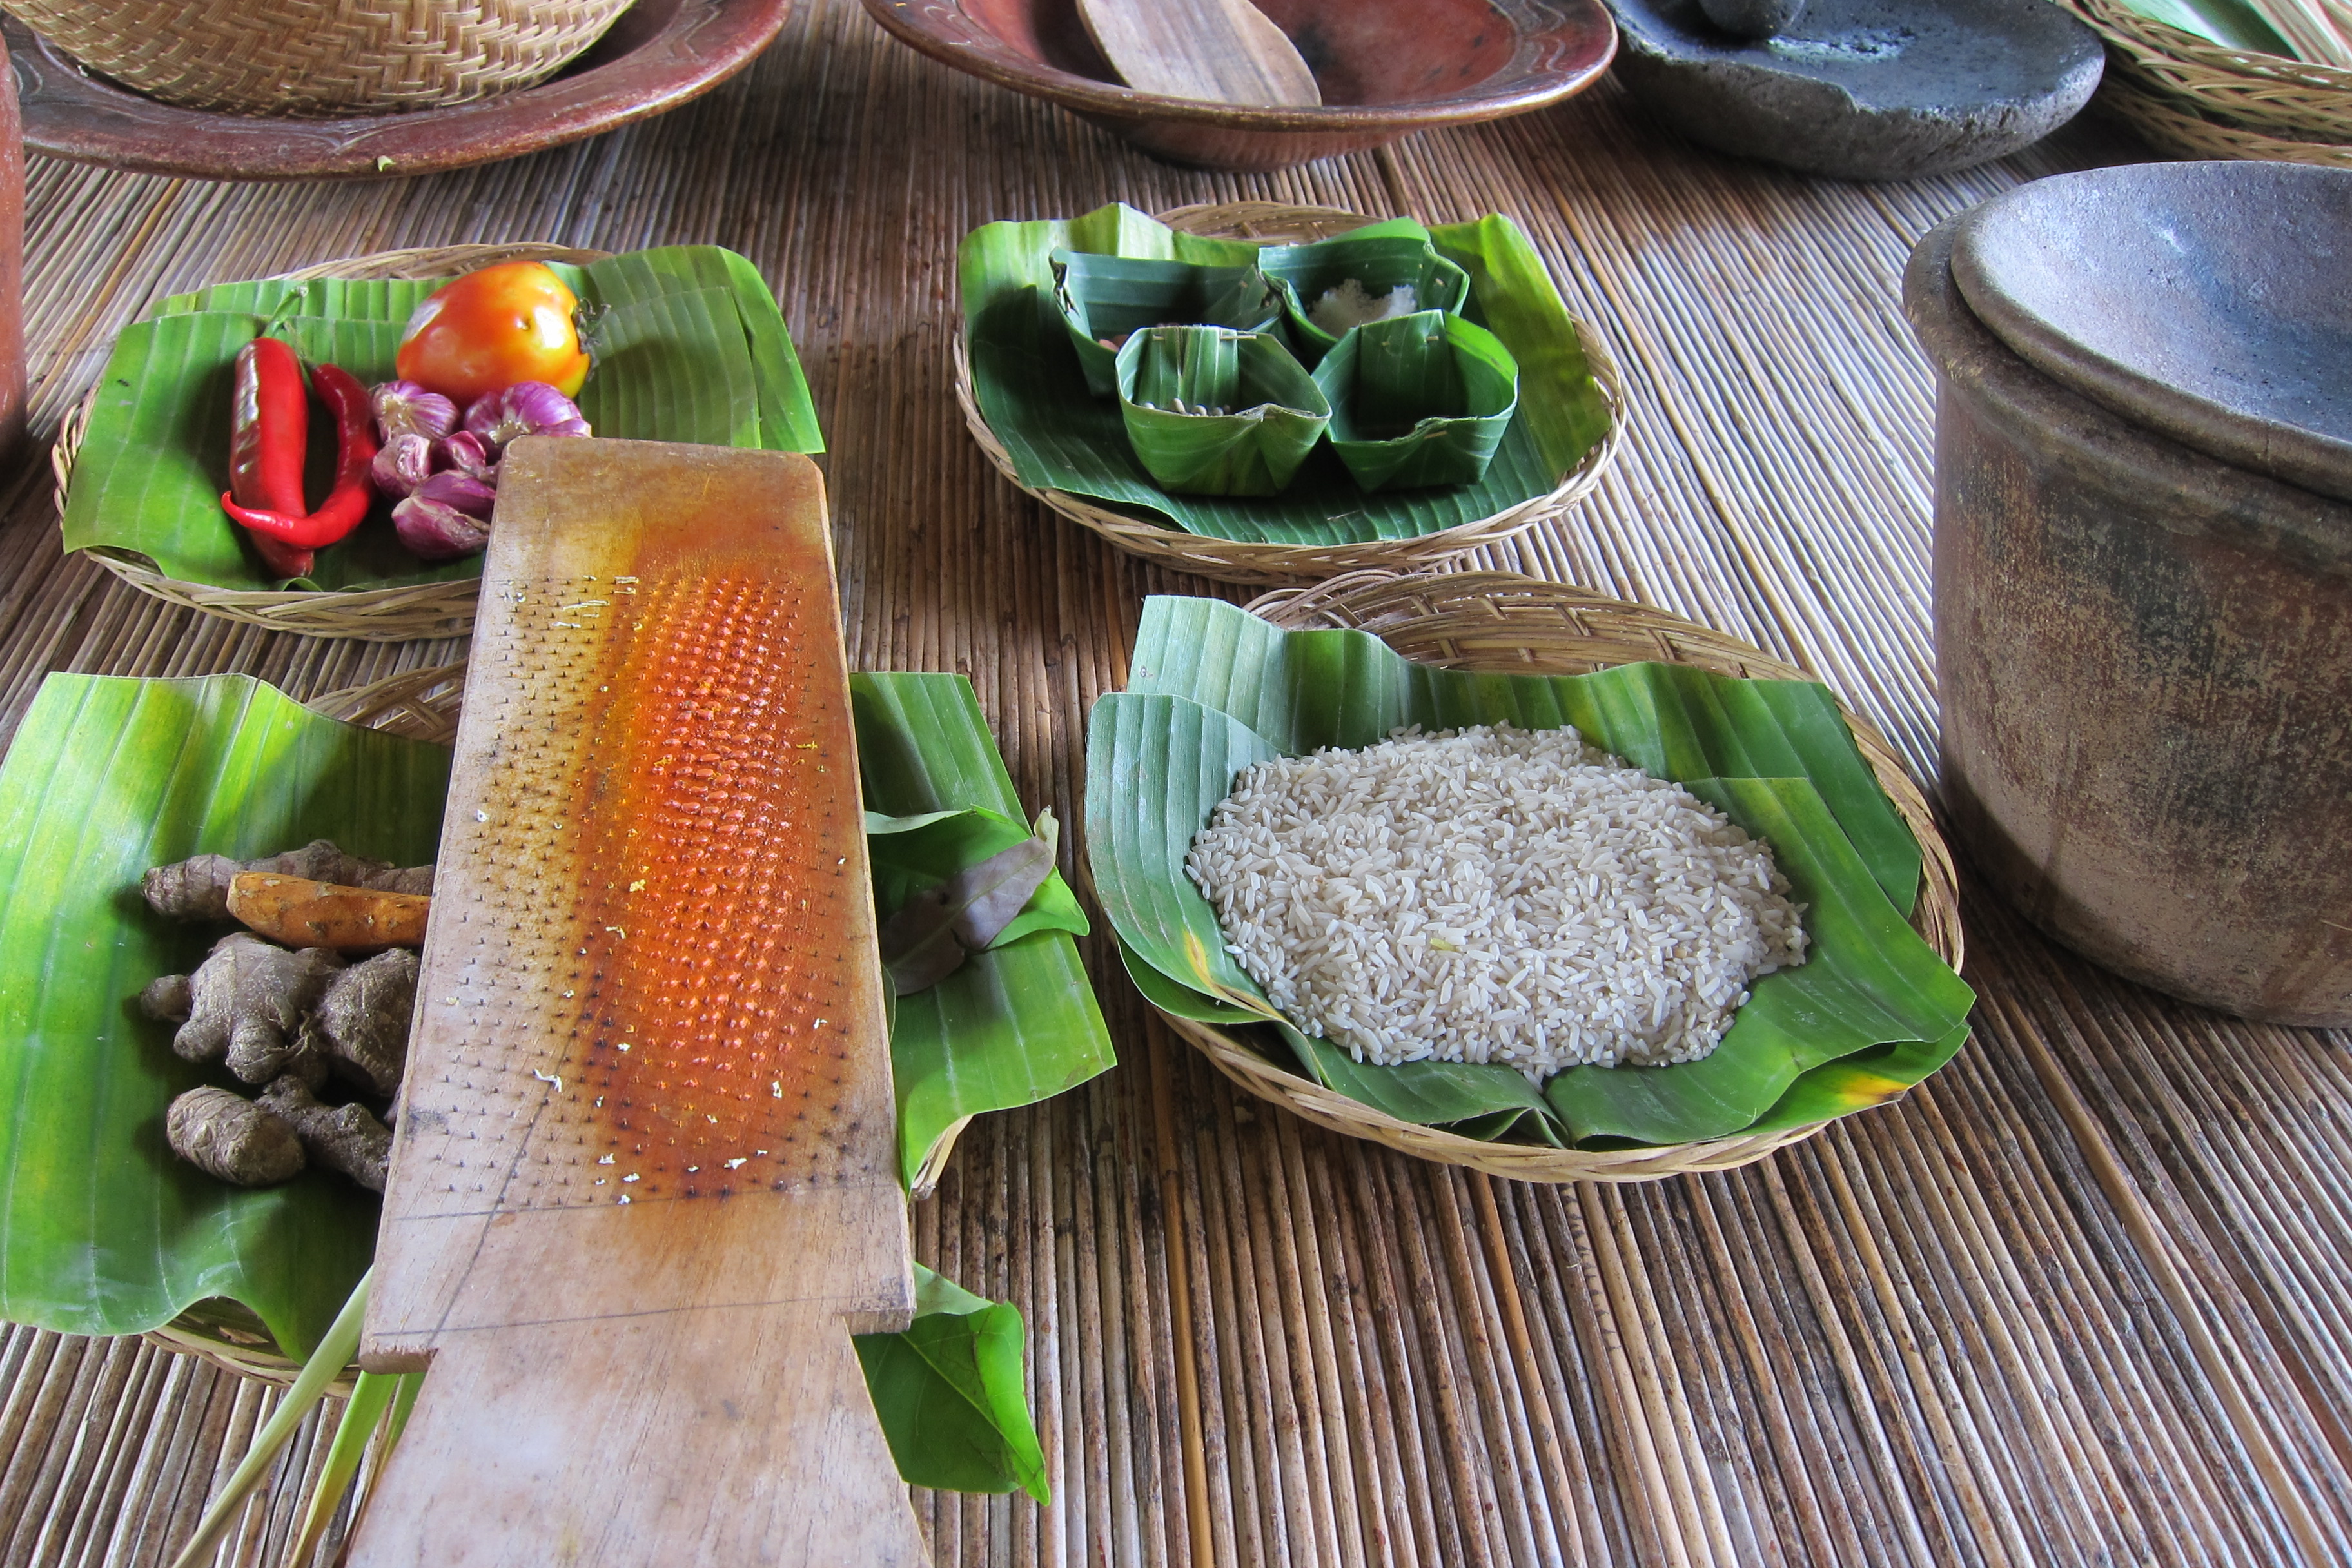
[286,1369,399,1567]
[2245,0,2352,61]
[168,1269,371,1568]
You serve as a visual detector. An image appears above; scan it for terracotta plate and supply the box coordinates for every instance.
[8,0,792,182]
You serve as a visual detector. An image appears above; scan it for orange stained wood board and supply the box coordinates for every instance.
[349,437,928,1567]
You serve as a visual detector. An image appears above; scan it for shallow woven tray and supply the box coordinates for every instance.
[954,201,1628,587]
[53,241,611,643]
[2060,0,2352,164]
[10,0,632,117]
[1139,569,1966,1184]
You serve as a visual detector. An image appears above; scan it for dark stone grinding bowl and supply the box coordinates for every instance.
[859,0,1617,172]
[1607,0,2102,180]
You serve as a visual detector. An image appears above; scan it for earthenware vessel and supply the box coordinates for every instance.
[859,0,1617,171]
[1905,166,2352,1026]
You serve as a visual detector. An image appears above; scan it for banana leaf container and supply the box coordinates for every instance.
[1052,249,1288,398]
[1115,326,1331,497]
[1256,231,1472,366]
[1313,311,1519,491]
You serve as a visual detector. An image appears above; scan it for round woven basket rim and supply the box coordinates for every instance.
[52,242,611,643]
[2063,0,2352,144]
[953,202,1629,587]
[8,0,636,117]
[2092,72,2352,163]
[1132,569,1966,1184]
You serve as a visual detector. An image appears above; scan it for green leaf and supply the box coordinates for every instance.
[1087,598,1974,1148]
[1314,311,1519,491]
[866,805,1088,953]
[1429,213,1614,478]
[66,246,822,592]
[852,674,1116,1191]
[1541,777,1974,1144]
[1052,249,1288,398]
[878,811,1063,994]
[959,204,1611,545]
[854,1263,1049,1501]
[1741,1019,1974,1138]
[0,675,447,1355]
[1253,228,1471,364]
[1117,327,1330,496]
[2106,0,2296,54]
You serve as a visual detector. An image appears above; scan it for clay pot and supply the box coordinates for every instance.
[1906,219,2352,1026]
[859,0,1616,172]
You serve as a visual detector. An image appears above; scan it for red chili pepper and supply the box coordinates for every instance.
[219,362,382,552]
[226,338,314,577]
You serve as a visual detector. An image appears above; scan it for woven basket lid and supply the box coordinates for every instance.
[1950,161,2352,503]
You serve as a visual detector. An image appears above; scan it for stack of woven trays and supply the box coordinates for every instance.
[7,0,633,115]
[2059,0,2352,164]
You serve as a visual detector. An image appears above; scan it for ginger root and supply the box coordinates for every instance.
[226,874,431,953]
[143,840,434,923]
[299,948,418,1097]
[169,932,345,1086]
[259,1077,392,1192]
[166,1086,306,1186]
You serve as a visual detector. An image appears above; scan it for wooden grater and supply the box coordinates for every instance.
[346,438,930,1566]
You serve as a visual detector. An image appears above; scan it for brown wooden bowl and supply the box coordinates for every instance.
[10,0,792,181]
[859,0,1618,170]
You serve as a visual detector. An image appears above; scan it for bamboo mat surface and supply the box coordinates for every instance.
[3,2,2349,1562]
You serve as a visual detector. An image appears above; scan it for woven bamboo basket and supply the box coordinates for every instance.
[53,241,610,643]
[5,0,636,117]
[1134,569,1966,1184]
[2058,0,2352,164]
[954,202,1628,587]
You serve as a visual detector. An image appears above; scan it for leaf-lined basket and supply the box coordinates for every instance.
[52,241,825,641]
[955,201,1628,586]
[0,666,1112,1382]
[1086,574,1970,1184]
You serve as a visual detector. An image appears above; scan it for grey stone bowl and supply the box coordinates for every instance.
[1952,161,2352,504]
[1605,0,2104,181]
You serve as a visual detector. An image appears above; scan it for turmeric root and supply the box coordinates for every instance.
[143,840,434,923]
[166,1086,306,1186]
[259,1077,392,1192]
[227,874,431,953]
[297,948,418,1097]
[169,932,344,1085]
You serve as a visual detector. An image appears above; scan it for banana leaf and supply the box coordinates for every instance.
[2108,0,2296,53]
[1252,230,1471,366]
[1052,250,1287,398]
[855,1263,1050,1501]
[64,246,821,593]
[0,668,1114,1353]
[1314,311,1519,491]
[1085,598,1973,1148]
[0,674,446,1357]
[1116,327,1330,496]
[960,204,1611,545]
[852,674,1117,1193]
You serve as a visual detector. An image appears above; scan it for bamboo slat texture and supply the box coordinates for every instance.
[2,1,2347,1562]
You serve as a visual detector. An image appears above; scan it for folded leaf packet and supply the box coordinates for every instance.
[1116,326,1333,496]
[1314,311,1520,491]
[1052,249,1288,399]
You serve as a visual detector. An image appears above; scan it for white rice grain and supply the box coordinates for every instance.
[1184,723,1807,1076]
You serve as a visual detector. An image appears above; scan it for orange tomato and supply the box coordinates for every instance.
[394,261,591,406]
